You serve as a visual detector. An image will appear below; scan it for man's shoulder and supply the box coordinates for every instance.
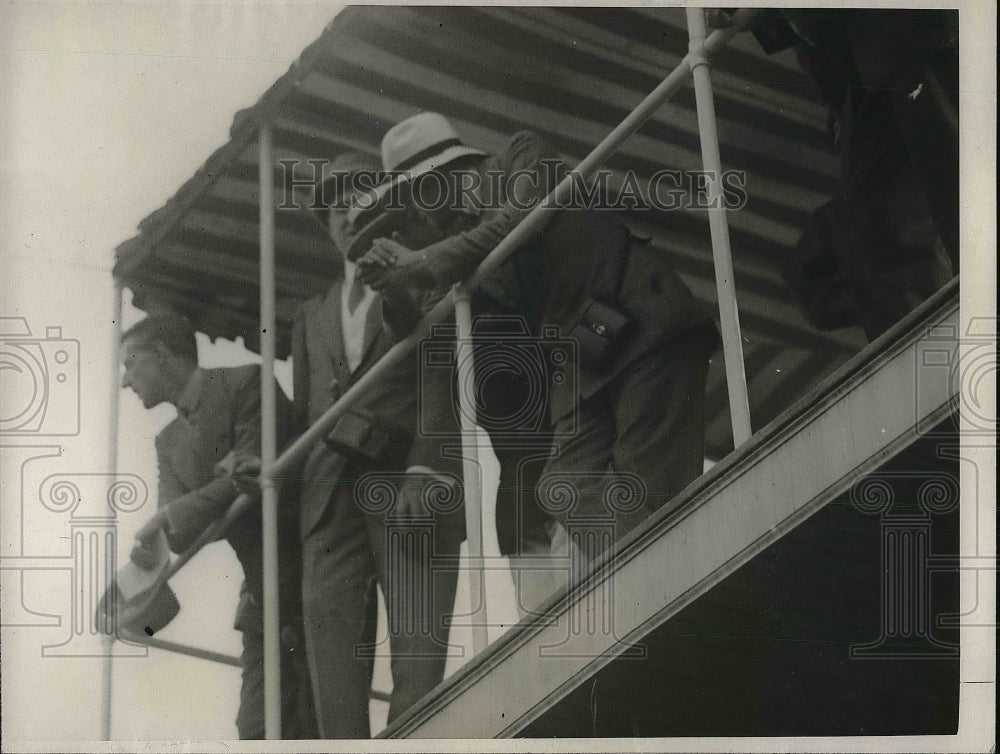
[155,416,187,449]
[201,364,261,399]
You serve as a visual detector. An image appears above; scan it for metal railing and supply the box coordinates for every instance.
[107,8,757,739]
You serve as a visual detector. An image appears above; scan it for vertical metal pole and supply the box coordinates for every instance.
[258,122,282,739]
[100,278,124,740]
[453,285,489,655]
[686,7,753,446]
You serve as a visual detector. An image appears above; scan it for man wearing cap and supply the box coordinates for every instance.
[122,313,315,739]
[359,112,719,569]
[288,151,465,737]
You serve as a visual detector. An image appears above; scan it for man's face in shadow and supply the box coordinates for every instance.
[327,205,355,257]
[405,166,480,246]
[120,338,171,409]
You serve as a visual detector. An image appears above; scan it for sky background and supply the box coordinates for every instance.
[0,2,518,743]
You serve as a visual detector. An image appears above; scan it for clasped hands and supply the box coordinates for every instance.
[356,236,434,291]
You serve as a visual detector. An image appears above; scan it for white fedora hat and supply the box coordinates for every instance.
[382,112,485,177]
[348,112,484,224]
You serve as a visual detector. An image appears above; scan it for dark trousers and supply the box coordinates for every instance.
[835,73,955,340]
[471,311,567,614]
[236,623,317,739]
[301,472,463,738]
[845,19,959,272]
[538,324,715,565]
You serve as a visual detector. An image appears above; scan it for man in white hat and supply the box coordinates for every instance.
[359,111,719,572]
[122,313,315,739]
[350,114,581,617]
[284,151,466,737]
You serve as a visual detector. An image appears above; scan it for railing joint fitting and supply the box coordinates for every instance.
[687,39,710,70]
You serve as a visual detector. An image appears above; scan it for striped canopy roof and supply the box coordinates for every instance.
[113,6,867,458]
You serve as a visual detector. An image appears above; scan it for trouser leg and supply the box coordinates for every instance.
[236,629,266,739]
[300,490,379,739]
[474,312,572,615]
[836,86,954,340]
[884,54,960,273]
[844,15,960,273]
[236,626,316,739]
[608,325,713,514]
[542,326,715,564]
[367,507,463,723]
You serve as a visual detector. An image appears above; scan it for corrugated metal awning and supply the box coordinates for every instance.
[112,6,867,457]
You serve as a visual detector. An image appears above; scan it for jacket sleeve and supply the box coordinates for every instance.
[746,10,802,55]
[422,131,564,287]
[161,367,267,553]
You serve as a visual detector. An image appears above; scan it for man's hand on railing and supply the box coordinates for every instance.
[131,510,169,570]
[230,454,264,497]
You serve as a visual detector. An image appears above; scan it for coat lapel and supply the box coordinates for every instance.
[316,282,351,386]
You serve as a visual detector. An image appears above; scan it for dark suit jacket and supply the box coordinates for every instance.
[417,131,717,422]
[746,9,957,89]
[155,364,301,629]
[292,282,464,540]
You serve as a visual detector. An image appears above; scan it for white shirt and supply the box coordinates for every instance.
[340,258,377,373]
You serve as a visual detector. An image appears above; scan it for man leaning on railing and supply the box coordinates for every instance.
[121,314,316,739]
[357,112,721,735]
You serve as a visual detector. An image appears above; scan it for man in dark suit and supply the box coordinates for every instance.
[359,113,719,567]
[710,8,958,340]
[290,152,465,737]
[122,314,314,739]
